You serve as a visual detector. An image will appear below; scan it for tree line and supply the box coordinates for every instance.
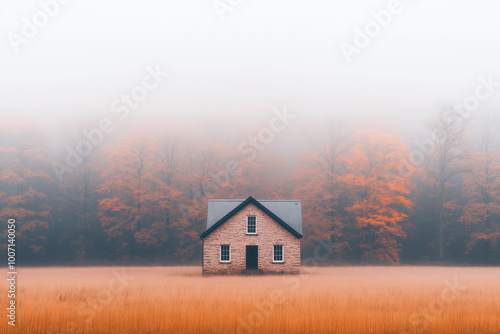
[0,108,499,265]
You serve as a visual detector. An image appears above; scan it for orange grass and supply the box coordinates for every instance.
[1,266,499,333]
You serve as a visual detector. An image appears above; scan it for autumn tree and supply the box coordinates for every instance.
[342,130,413,263]
[292,123,350,257]
[98,132,171,260]
[0,123,53,260]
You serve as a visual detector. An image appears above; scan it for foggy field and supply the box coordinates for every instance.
[2,266,500,334]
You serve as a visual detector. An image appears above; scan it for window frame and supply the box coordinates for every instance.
[273,245,284,263]
[220,245,231,262]
[246,216,257,235]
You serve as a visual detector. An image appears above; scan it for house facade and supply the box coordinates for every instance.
[200,196,302,275]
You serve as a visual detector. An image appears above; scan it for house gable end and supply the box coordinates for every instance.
[200,196,303,239]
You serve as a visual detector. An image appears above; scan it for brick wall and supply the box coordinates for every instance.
[202,203,301,275]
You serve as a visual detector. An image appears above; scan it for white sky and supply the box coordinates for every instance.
[1,0,500,136]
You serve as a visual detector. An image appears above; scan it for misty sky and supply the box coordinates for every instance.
[1,0,500,144]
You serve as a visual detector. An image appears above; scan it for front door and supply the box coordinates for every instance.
[246,245,258,269]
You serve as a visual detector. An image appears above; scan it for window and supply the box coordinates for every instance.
[273,245,283,262]
[220,245,230,262]
[247,216,256,234]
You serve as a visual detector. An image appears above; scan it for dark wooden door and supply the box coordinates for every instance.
[246,245,258,269]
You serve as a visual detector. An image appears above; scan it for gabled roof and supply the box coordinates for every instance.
[200,196,303,239]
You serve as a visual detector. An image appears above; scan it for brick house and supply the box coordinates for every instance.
[200,196,302,275]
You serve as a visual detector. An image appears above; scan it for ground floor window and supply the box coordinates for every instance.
[220,245,230,262]
[273,245,283,262]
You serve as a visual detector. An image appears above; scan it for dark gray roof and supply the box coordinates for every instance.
[206,199,302,235]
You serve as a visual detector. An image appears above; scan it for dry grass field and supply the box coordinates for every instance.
[1,266,499,334]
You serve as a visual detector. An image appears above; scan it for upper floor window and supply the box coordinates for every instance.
[247,216,256,234]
